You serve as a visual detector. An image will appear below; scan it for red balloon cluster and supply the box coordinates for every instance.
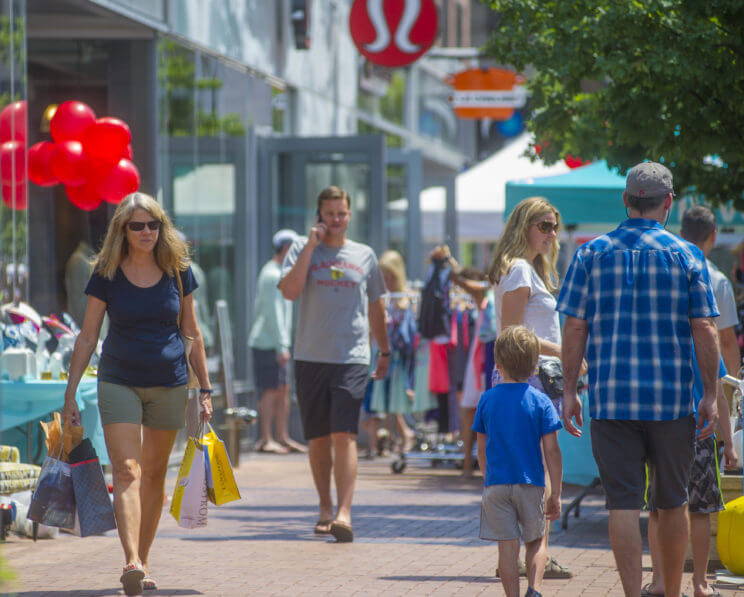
[26,100,140,211]
[0,101,29,209]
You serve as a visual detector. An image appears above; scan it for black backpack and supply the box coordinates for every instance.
[418,258,451,339]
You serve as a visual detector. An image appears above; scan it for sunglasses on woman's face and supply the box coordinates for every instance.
[535,221,559,234]
[127,220,161,232]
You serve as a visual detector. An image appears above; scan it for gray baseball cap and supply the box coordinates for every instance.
[626,162,674,198]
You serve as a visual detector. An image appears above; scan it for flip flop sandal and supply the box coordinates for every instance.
[120,563,145,596]
[314,519,333,534]
[280,440,308,453]
[330,520,354,543]
[143,575,158,591]
[257,442,290,454]
[543,556,572,579]
[495,560,526,578]
[640,583,665,596]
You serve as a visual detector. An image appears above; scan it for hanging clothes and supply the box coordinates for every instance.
[460,297,488,408]
[371,300,433,414]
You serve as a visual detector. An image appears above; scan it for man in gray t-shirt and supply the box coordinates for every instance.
[681,205,741,376]
[279,185,390,544]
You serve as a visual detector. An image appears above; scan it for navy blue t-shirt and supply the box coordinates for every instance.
[472,383,562,487]
[85,266,198,387]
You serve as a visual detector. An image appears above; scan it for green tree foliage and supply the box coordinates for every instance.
[484,1,744,207]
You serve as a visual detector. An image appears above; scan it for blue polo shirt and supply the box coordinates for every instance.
[557,219,719,421]
[472,383,562,487]
[85,266,198,387]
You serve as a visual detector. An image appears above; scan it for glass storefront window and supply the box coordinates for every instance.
[357,63,405,127]
[0,0,27,305]
[418,70,459,147]
[386,163,407,258]
[158,36,271,380]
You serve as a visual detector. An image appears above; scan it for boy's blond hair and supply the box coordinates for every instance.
[494,325,539,381]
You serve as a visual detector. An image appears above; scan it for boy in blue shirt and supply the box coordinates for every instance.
[473,325,563,597]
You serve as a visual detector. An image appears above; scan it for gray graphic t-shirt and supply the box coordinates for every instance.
[282,237,385,365]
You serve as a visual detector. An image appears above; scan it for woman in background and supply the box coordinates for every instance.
[369,250,423,452]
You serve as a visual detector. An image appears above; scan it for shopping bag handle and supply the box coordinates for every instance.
[47,431,65,461]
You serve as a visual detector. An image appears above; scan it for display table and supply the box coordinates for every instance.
[0,378,108,465]
[558,395,599,486]
[558,395,602,529]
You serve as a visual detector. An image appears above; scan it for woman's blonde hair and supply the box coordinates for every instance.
[93,192,190,280]
[487,196,560,292]
[379,250,408,307]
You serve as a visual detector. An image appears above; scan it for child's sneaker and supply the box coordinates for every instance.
[525,588,542,597]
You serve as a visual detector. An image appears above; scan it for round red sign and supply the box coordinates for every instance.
[349,0,438,68]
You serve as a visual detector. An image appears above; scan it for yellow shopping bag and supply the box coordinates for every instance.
[202,423,241,506]
[169,436,208,528]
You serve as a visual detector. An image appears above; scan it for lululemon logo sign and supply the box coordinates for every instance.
[349,0,438,68]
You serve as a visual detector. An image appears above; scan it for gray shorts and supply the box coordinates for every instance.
[591,415,695,510]
[98,381,188,430]
[479,484,546,542]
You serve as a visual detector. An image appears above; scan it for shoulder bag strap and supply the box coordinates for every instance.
[175,267,184,330]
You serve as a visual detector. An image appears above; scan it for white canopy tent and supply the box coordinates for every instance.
[391,134,570,242]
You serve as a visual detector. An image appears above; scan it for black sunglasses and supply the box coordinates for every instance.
[127,220,161,232]
[535,221,559,234]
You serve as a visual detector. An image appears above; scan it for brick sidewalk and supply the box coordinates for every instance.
[2,453,743,596]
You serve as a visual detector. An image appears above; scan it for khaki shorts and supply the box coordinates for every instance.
[479,484,546,542]
[98,381,188,430]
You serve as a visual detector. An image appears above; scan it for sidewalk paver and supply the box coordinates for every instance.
[2,452,743,596]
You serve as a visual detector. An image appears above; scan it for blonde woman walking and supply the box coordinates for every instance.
[487,196,573,580]
[62,192,212,595]
[368,250,425,451]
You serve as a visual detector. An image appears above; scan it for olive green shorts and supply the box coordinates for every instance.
[98,381,189,430]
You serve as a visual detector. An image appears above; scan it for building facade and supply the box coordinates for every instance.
[1,0,486,386]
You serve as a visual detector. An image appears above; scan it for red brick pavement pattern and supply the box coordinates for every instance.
[3,453,743,596]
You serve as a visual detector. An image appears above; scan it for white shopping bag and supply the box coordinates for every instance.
[169,437,208,529]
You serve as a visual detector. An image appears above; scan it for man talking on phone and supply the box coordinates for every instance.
[279,185,390,543]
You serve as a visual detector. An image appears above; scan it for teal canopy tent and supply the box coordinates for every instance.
[505,160,744,229]
[505,161,626,225]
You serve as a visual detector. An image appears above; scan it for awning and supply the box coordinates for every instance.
[506,161,744,229]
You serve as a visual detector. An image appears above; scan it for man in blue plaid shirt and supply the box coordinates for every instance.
[557,162,720,597]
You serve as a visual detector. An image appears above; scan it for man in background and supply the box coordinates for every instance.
[249,229,306,454]
[681,205,741,377]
